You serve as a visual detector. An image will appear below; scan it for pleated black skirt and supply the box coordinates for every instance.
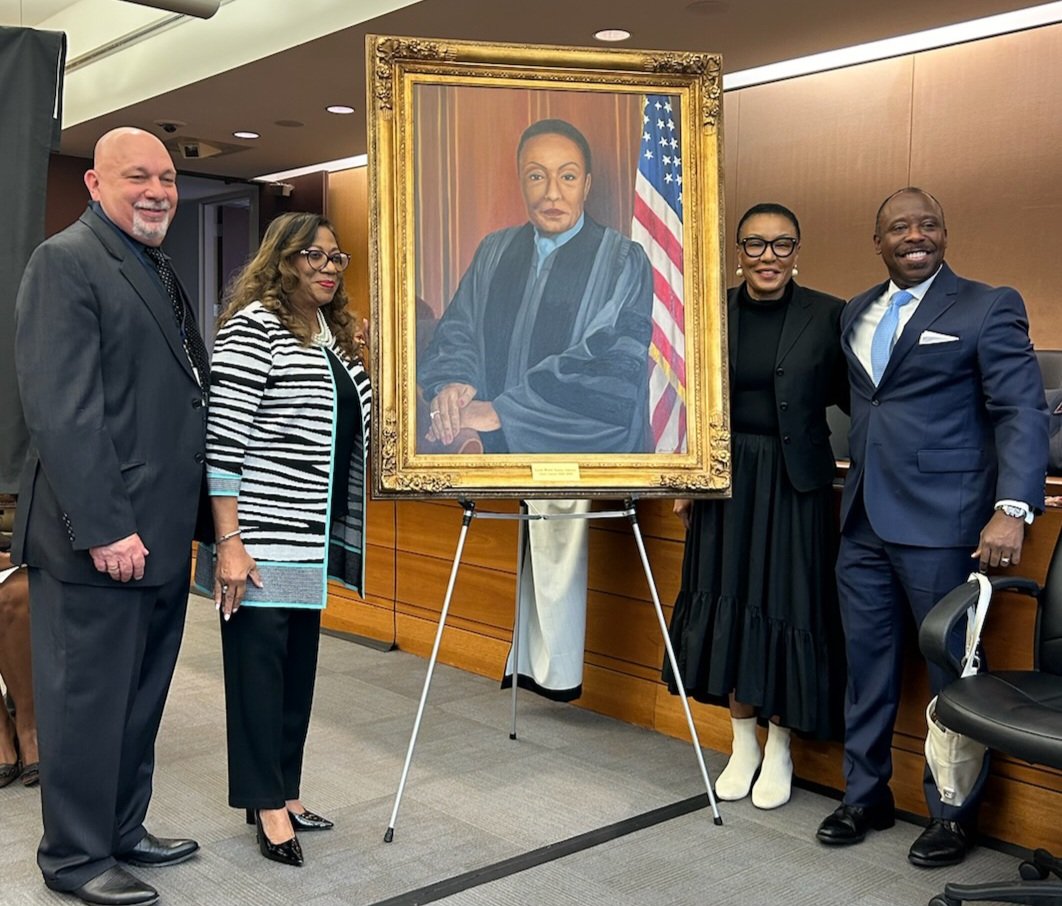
[662,432,845,739]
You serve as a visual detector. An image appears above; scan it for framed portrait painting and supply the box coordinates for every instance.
[368,35,729,498]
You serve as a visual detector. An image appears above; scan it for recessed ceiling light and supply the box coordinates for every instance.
[233,130,260,140]
[594,28,631,42]
[326,104,356,115]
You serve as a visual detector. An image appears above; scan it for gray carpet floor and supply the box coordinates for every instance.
[0,594,1026,905]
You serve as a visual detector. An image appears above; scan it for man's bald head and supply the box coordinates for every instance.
[85,127,178,246]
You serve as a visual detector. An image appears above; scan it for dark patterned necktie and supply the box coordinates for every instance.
[143,246,210,391]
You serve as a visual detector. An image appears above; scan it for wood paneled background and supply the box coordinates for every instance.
[321,24,1062,852]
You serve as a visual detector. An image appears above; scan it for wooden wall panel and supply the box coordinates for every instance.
[45,154,90,237]
[395,499,520,569]
[910,25,1062,348]
[587,528,682,607]
[325,166,371,320]
[721,92,740,280]
[730,57,914,303]
[395,551,516,634]
[585,590,661,672]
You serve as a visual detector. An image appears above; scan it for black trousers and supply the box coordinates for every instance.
[28,565,189,891]
[220,606,321,809]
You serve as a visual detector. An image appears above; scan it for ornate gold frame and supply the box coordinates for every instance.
[367,35,729,498]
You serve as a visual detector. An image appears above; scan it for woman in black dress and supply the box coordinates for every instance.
[664,203,848,809]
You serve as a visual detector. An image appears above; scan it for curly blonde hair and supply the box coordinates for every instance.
[217,212,360,362]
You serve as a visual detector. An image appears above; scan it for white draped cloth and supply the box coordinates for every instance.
[503,499,590,701]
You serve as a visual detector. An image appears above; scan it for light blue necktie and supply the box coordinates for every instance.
[870,289,915,384]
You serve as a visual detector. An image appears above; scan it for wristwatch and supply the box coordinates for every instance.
[995,502,1034,524]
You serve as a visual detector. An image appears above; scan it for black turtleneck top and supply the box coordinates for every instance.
[731,280,792,436]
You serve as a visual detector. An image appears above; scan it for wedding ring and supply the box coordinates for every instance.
[430,411,440,419]
[221,584,230,593]
[1001,558,1010,565]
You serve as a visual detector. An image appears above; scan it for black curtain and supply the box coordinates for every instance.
[0,27,66,493]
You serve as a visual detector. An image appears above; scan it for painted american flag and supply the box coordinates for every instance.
[631,94,686,453]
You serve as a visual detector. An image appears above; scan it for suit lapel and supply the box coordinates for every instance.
[842,282,887,352]
[876,264,959,387]
[775,283,813,367]
[82,209,196,384]
[842,281,888,394]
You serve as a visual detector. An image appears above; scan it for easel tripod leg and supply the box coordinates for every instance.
[384,502,476,842]
[626,500,723,825]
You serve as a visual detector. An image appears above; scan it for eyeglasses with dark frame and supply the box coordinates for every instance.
[738,236,799,259]
[297,248,351,271]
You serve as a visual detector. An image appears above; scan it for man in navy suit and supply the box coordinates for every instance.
[13,128,207,905]
[815,188,1048,866]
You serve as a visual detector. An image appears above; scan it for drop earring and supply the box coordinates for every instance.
[793,267,799,276]
[736,266,743,277]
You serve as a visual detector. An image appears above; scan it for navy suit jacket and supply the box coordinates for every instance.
[840,262,1048,548]
[12,206,208,586]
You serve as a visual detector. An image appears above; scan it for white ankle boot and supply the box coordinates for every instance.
[752,723,793,809]
[714,716,762,801]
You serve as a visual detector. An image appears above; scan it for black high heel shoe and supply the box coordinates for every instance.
[288,808,334,831]
[248,809,303,866]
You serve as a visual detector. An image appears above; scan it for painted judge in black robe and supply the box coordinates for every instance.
[418,119,654,454]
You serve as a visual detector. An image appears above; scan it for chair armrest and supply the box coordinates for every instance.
[919,576,1041,679]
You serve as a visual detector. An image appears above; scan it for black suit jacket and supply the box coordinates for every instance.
[12,206,208,587]
[728,282,848,493]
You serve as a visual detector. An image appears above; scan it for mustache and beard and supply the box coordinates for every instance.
[131,201,173,244]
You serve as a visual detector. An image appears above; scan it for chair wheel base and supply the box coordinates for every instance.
[1020,860,1049,881]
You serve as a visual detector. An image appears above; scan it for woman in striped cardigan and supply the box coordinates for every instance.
[196,212,371,867]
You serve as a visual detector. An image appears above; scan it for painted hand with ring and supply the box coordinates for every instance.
[425,382,500,445]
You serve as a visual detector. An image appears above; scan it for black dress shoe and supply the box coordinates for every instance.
[288,808,334,831]
[252,810,303,867]
[908,819,974,868]
[49,866,158,906]
[20,761,40,787]
[816,801,896,845]
[117,833,199,867]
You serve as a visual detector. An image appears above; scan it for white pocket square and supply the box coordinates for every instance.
[919,330,959,345]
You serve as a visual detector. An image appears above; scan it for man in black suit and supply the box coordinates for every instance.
[12,127,208,906]
[816,188,1048,867]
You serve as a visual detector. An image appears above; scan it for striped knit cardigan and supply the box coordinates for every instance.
[194,301,372,608]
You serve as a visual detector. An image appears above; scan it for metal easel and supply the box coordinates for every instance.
[383,497,722,842]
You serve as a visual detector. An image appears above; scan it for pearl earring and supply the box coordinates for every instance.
[736,266,743,277]
[793,267,799,276]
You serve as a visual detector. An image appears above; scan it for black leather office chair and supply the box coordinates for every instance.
[919,537,1062,906]
[1037,349,1062,391]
